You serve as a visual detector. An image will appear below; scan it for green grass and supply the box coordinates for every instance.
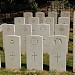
[0,31,75,75]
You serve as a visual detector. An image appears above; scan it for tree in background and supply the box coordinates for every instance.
[1,0,38,13]
[68,0,75,8]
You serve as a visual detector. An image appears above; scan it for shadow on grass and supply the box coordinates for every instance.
[21,64,49,71]
[1,63,27,69]
[66,65,73,72]
[21,64,27,68]
[43,64,49,71]
[1,62,5,68]
[68,50,73,53]
[43,64,73,72]
[1,63,73,72]
[69,38,73,42]
[0,47,3,51]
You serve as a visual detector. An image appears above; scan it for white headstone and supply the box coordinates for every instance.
[73,11,75,25]
[36,12,45,24]
[73,36,75,72]
[73,25,75,36]
[15,24,32,53]
[73,18,75,25]
[2,24,15,49]
[55,24,69,41]
[4,35,21,69]
[74,11,75,18]
[43,17,54,36]
[0,25,2,32]
[58,17,70,31]
[55,24,69,53]
[0,55,1,68]
[23,12,33,24]
[37,24,50,53]
[14,17,25,25]
[48,11,57,24]
[29,17,39,35]
[26,35,43,70]
[58,17,70,25]
[61,11,70,17]
[49,35,67,72]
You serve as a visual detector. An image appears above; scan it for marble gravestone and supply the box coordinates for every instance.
[74,11,75,18]
[61,11,70,17]
[58,17,70,28]
[73,11,75,25]
[55,24,69,53]
[35,12,45,24]
[58,17,70,33]
[43,17,54,36]
[0,55,1,68]
[74,11,75,25]
[73,18,75,25]
[49,35,67,72]
[26,35,43,70]
[0,25,2,32]
[23,12,33,24]
[4,35,21,69]
[73,36,75,72]
[29,17,39,35]
[55,24,69,40]
[73,25,75,36]
[15,24,32,53]
[37,24,50,53]
[2,24,15,50]
[14,17,25,25]
[48,11,57,25]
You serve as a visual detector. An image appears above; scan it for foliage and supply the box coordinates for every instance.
[1,0,38,13]
[55,0,75,8]
[68,0,75,8]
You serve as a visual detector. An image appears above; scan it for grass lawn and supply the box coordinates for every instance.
[0,31,75,75]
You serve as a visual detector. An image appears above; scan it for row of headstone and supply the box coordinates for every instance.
[15,11,70,35]
[3,34,75,72]
[3,34,67,72]
[14,17,70,38]
[14,11,70,25]
[1,11,71,72]
[2,23,69,54]
[2,34,75,72]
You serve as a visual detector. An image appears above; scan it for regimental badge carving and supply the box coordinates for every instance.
[7,26,10,31]
[30,37,38,46]
[18,20,21,23]
[40,26,47,31]
[24,27,28,31]
[32,20,35,23]
[39,25,47,34]
[54,38,62,45]
[10,40,14,44]
[46,19,51,23]
[59,26,64,31]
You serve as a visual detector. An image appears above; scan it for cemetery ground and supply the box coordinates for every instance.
[0,31,75,75]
